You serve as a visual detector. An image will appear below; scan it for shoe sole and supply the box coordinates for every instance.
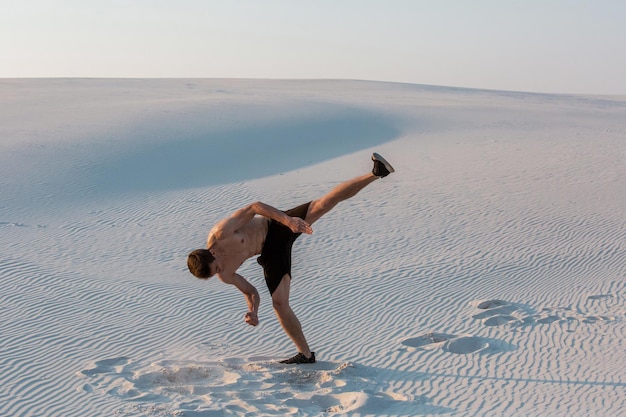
[372,152,395,173]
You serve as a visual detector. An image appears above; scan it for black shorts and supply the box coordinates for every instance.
[257,202,311,295]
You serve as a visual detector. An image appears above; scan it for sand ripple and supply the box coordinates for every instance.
[1,79,625,417]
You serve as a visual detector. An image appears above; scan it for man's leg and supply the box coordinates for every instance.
[305,173,377,225]
[272,172,379,355]
[308,177,376,227]
[271,274,313,358]
[305,153,394,225]
[272,153,394,363]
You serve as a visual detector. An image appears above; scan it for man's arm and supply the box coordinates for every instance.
[217,272,260,326]
[210,201,312,243]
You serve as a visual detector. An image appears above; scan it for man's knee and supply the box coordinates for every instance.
[272,290,289,310]
[271,275,291,311]
[272,293,289,311]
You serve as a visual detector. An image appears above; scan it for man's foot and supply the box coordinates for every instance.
[279,352,316,364]
[372,152,395,178]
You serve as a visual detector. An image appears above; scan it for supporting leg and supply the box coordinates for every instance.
[271,274,312,358]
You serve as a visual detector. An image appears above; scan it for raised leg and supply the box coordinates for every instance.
[304,153,394,225]
[305,173,378,225]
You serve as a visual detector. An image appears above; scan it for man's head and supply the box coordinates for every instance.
[187,249,216,278]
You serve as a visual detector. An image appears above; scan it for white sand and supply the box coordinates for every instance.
[1,79,624,416]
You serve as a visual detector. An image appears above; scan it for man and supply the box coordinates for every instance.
[187,153,395,364]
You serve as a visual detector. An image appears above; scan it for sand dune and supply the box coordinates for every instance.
[1,79,624,416]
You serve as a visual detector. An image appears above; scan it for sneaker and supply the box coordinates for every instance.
[279,352,316,364]
[372,153,395,178]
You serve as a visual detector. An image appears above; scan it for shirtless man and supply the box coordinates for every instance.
[187,153,395,364]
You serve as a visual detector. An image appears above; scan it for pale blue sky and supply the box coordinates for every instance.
[2,0,625,94]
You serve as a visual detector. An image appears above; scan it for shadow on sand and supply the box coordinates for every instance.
[88,106,400,195]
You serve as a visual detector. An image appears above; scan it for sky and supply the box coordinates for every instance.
[2,0,626,95]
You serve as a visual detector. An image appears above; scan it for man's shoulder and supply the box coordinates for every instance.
[207,222,234,243]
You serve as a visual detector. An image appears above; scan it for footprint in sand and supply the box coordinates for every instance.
[401,333,513,355]
[78,357,419,415]
[443,337,489,354]
[77,357,132,395]
[471,298,619,328]
[401,333,457,349]
[471,299,534,327]
[78,357,130,377]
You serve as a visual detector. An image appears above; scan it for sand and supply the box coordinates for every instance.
[1,79,624,416]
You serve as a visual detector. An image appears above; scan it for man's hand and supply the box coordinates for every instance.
[286,216,313,234]
[244,311,259,326]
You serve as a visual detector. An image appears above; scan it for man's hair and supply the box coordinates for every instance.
[187,249,215,278]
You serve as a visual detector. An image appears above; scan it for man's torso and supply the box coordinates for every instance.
[208,216,269,274]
